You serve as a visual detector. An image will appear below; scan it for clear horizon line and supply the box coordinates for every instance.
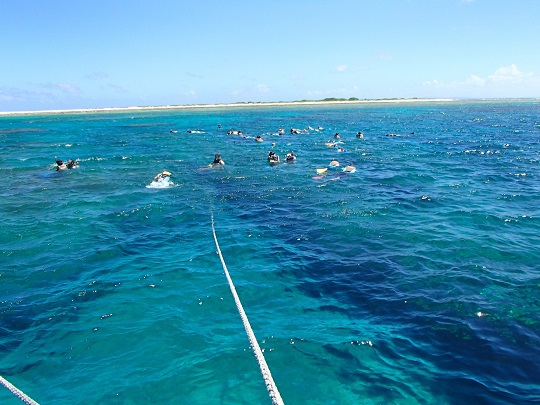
[1,97,539,116]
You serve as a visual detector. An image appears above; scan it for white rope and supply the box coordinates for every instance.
[0,375,40,405]
[211,214,284,405]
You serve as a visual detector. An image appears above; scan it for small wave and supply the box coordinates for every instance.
[146,181,175,189]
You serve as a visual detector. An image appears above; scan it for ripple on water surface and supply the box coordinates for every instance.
[1,101,539,404]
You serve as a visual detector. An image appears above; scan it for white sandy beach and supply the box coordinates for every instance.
[0,98,456,117]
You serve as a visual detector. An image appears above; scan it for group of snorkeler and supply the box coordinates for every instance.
[267,150,297,163]
[55,158,79,171]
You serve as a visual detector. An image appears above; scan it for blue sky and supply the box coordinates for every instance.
[1,0,539,111]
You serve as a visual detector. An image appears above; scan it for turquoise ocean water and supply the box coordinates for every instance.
[1,100,539,404]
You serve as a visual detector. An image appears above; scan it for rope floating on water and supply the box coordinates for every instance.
[0,375,40,405]
[211,214,284,405]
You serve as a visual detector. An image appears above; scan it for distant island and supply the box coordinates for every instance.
[232,97,422,104]
[0,97,456,117]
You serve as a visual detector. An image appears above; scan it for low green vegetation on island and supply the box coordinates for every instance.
[232,97,420,105]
